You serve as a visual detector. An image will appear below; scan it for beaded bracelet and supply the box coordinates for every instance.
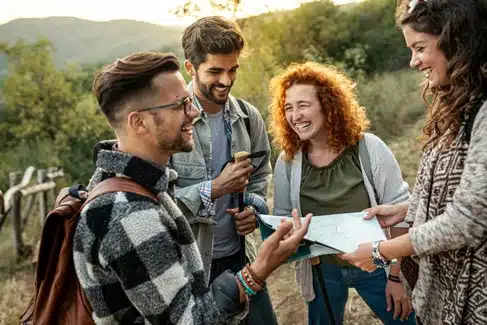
[241,266,262,292]
[245,263,266,288]
[237,270,257,296]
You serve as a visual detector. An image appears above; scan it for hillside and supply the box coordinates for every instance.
[0,17,185,68]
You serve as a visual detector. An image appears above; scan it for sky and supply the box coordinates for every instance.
[0,0,361,26]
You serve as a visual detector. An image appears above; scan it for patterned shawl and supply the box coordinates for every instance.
[406,120,487,325]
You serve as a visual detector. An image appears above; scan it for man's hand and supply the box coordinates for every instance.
[227,207,257,235]
[385,280,413,321]
[251,209,312,280]
[212,159,253,199]
[364,202,409,228]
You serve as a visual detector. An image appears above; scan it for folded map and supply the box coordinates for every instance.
[257,211,387,262]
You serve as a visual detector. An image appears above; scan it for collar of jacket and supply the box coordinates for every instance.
[92,140,177,194]
[187,81,248,124]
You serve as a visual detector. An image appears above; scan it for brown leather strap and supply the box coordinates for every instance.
[85,177,158,206]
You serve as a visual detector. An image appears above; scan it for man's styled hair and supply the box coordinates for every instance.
[93,52,180,126]
[182,16,245,69]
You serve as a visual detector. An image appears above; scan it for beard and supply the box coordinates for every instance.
[196,73,233,105]
[152,113,193,153]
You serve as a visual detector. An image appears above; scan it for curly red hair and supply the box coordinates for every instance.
[269,62,370,160]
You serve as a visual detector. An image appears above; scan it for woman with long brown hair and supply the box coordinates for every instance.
[269,62,415,324]
[341,1,487,324]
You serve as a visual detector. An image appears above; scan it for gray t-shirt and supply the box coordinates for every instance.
[206,110,240,258]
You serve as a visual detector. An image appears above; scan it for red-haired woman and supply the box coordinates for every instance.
[269,62,415,325]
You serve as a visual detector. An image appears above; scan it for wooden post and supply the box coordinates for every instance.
[0,191,4,215]
[10,171,24,258]
[0,191,5,231]
[48,167,62,206]
[37,169,48,227]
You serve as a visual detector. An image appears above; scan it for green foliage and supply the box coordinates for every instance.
[0,39,112,189]
[239,0,409,79]
[357,69,425,140]
[0,0,425,189]
[1,39,80,143]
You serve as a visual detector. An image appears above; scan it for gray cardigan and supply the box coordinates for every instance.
[272,133,410,301]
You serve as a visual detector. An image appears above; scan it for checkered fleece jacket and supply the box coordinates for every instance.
[73,141,243,324]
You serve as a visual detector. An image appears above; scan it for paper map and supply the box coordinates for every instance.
[258,211,387,255]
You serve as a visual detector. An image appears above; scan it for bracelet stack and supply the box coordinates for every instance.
[236,263,266,297]
[372,240,391,268]
[388,274,401,283]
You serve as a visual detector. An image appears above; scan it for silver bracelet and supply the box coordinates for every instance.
[372,240,391,268]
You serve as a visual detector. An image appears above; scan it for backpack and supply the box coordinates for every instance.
[20,177,158,325]
[285,137,377,201]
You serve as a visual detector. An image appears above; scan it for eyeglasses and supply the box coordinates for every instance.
[137,96,197,116]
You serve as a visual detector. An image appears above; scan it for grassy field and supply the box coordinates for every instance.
[0,123,423,325]
[0,213,40,324]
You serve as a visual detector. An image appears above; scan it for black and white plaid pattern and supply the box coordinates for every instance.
[73,141,240,324]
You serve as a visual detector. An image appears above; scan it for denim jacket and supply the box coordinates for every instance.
[169,88,271,281]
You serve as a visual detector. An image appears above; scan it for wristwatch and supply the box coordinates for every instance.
[245,205,259,229]
[372,240,391,268]
[245,204,258,215]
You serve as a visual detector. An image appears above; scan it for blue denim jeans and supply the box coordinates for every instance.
[308,262,416,325]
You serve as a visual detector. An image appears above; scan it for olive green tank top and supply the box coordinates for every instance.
[300,143,370,266]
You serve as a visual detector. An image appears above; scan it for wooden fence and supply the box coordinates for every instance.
[0,166,64,258]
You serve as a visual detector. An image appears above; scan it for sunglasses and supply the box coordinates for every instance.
[137,96,197,116]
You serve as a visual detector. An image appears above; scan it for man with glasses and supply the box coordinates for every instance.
[73,51,311,324]
[169,16,276,325]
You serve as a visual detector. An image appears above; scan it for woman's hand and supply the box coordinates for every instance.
[386,280,413,321]
[339,242,376,272]
[364,202,409,228]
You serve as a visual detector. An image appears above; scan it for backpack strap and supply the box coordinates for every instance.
[359,136,380,204]
[286,157,292,181]
[86,177,159,206]
[236,98,251,135]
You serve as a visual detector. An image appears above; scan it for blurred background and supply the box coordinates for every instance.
[0,1,423,324]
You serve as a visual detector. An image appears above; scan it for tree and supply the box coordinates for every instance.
[0,38,112,186]
[0,39,80,144]
[171,0,244,20]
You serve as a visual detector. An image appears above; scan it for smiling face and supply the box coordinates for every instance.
[403,24,449,88]
[146,71,198,155]
[187,51,239,107]
[284,83,327,142]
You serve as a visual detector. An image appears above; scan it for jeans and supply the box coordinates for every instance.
[210,249,278,325]
[308,262,416,325]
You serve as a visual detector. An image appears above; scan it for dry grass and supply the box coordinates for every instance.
[0,125,423,325]
[0,272,34,325]
[0,213,40,325]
